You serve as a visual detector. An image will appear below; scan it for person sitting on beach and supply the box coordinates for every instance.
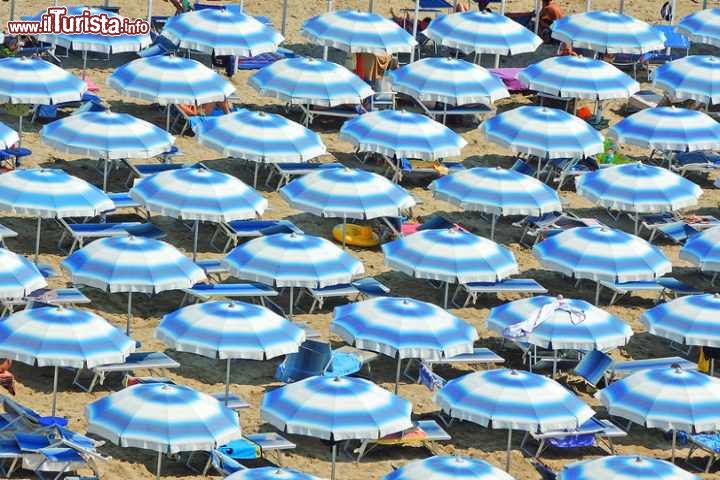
[390,8,433,33]
[0,359,15,396]
[163,0,192,15]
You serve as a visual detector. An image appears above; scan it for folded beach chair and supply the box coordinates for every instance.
[139,33,178,56]
[295,277,390,313]
[0,147,31,170]
[451,278,548,307]
[57,220,166,253]
[71,351,181,393]
[520,417,626,460]
[687,432,720,473]
[275,340,362,383]
[208,449,246,476]
[354,419,452,461]
[598,277,703,306]
[510,158,537,177]
[266,162,344,190]
[210,219,303,253]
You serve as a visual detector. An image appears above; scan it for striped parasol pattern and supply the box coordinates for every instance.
[108,55,236,105]
[86,383,241,452]
[249,58,373,106]
[224,233,364,288]
[429,167,561,216]
[162,7,283,56]
[382,228,518,283]
[0,249,46,299]
[227,467,322,480]
[302,10,416,54]
[597,367,720,432]
[436,369,595,431]
[40,111,175,160]
[425,11,542,55]
[62,236,206,293]
[0,306,134,368]
[0,122,18,149]
[156,301,305,360]
[0,57,86,104]
[339,110,467,160]
[677,9,720,48]
[332,297,478,359]
[387,57,509,105]
[195,109,326,162]
[680,226,720,272]
[384,455,515,480]
[480,106,604,159]
[608,107,720,152]
[576,163,702,213]
[487,296,632,351]
[641,294,720,347]
[533,227,672,282]
[551,11,665,53]
[559,455,699,480]
[652,55,720,105]
[261,375,412,440]
[519,56,639,100]
[130,167,267,222]
[280,167,415,219]
[0,168,113,218]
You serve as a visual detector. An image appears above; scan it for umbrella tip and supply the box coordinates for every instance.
[509,369,519,375]
[671,362,683,372]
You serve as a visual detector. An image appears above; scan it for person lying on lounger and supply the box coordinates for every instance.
[390,8,433,33]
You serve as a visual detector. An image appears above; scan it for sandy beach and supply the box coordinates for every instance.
[0,0,718,478]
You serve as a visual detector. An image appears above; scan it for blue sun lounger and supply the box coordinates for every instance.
[266,162,344,190]
[0,439,22,477]
[210,219,303,253]
[72,351,181,393]
[520,417,626,459]
[1,288,91,316]
[598,277,702,306]
[57,220,166,253]
[295,277,391,313]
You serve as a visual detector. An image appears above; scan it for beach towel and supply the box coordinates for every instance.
[504,297,586,338]
[218,438,261,460]
[355,52,396,82]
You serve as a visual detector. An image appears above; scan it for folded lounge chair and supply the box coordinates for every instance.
[451,278,548,307]
[275,340,362,383]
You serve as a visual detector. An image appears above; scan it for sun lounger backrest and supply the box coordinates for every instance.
[574,350,613,386]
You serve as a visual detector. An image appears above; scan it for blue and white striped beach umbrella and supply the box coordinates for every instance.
[576,163,702,233]
[384,455,514,480]
[382,228,518,307]
[0,57,86,105]
[480,106,604,160]
[436,369,594,470]
[487,295,632,351]
[23,7,151,54]
[680,226,720,273]
[559,455,699,480]
[108,55,236,106]
[87,383,241,478]
[249,57,373,107]
[162,7,283,56]
[534,227,672,303]
[302,10,415,54]
[194,109,326,187]
[262,375,412,479]
[608,107,720,152]
[0,168,113,261]
[130,167,267,259]
[519,56,639,100]
[677,9,720,48]
[597,366,720,459]
[551,11,665,54]
[0,306,134,415]
[339,110,467,160]
[280,167,415,219]
[429,167,561,239]
[332,297,478,359]
[157,300,305,404]
[387,57,509,106]
[62,236,206,334]
[227,467,322,480]
[425,11,542,55]
[0,249,46,299]
[0,122,18,150]
[652,55,720,105]
[641,294,720,347]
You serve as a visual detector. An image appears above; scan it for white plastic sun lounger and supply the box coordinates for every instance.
[598,277,703,305]
[354,419,451,461]
[1,288,91,316]
[265,162,344,190]
[180,283,279,306]
[72,352,180,393]
[451,278,548,307]
[520,418,626,459]
[606,356,697,382]
[295,277,391,313]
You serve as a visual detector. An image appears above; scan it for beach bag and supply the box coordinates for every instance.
[698,347,710,374]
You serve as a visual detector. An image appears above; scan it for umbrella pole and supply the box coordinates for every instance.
[51,365,59,416]
[17,115,22,147]
[192,220,199,261]
[281,0,289,36]
[9,0,15,22]
[368,0,373,12]
[671,430,677,463]
[147,0,153,22]
[552,349,558,378]
[535,0,542,33]
[490,214,497,241]
[443,282,449,309]
[34,217,41,264]
[165,105,171,132]
[410,0,420,62]
[156,452,162,480]
[394,356,402,394]
[585,0,590,10]
[289,286,294,319]
[82,51,88,81]
[594,282,601,305]
[322,0,332,60]
[634,214,639,236]
[331,443,337,480]
[253,163,259,189]
[103,158,109,192]
[224,358,231,406]
[127,292,133,335]
[505,428,512,472]
[619,0,625,13]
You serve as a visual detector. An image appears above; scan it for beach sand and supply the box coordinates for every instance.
[0,0,718,478]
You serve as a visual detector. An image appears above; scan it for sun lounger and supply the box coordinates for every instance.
[641,213,720,243]
[300,104,367,127]
[210,219,303,253]
[200,432,296,475]
[607,356,697,382]
[1,288,90,316]
[209,393,250,411]
[406,348,505,382]
[71,352,180,393]
[275,340,362,383]
[106,192,142,214]
[0,439,21,477]
[451,278,548,307]
[16,433,105,480]
[574,350,614,387]
[0,224,17,250]
[385,157,465,183]
[626,89,665,113]
[0,396,68,434]
[194,259,228,282]
[598,277,703,306]
[295,277,390,313]
[520,417,626,459]
[123,161,198,188]
[208,449,246,476]
[671,151,720,178]
[687,432,720,473]
[354,419,451,461]
[180,283,279,306]
[57,221,166,253]
[515,212,602,246]
[409,95,493,125]
[265,162,344,190]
